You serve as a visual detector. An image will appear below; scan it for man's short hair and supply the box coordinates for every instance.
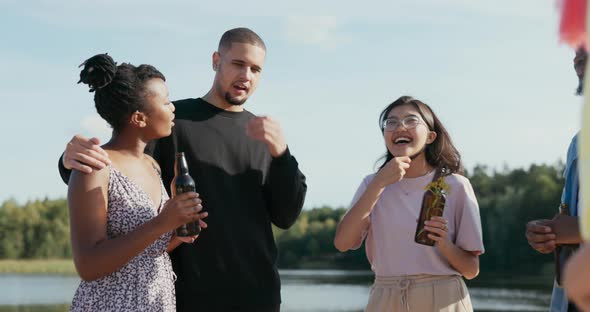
[218,27,266,53]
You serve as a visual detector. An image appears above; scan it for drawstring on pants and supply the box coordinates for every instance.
[398,279,411,311]
[373,274,456,311]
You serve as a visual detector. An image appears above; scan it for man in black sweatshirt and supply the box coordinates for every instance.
[59,27,307,312]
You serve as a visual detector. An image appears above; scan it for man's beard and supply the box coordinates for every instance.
[225,92,247,106]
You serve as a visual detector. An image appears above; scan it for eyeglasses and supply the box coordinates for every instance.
[382,116,424,131]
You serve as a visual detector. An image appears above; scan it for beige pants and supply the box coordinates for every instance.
[365,274,473,312]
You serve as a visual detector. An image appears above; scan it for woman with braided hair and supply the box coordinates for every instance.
[68,53,207,311]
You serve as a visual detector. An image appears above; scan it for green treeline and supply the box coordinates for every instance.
[0,198,71,259]
[0,163,564,275]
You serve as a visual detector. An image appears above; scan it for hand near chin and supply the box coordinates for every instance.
[375,156,411,187]
[246,116,287,157]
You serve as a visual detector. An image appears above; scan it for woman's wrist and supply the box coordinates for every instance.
[150,215,172,237]
[368,178,386,193]
[435,239,454,253]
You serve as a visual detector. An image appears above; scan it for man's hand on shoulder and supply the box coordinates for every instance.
[63,135,111,173]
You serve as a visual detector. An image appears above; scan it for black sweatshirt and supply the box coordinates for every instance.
[59,98,307,310]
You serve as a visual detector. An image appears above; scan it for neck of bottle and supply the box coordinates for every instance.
[175,153,189,175]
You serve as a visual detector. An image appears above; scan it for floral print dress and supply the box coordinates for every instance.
[70,166,175,312]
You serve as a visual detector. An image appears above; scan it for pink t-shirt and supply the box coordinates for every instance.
[350,170,484,277]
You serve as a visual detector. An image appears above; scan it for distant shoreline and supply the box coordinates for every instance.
[0,259,76,275]
[0,259,555,291]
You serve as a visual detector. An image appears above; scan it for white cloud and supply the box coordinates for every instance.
[283,16,350,48]
[80,115,111,141]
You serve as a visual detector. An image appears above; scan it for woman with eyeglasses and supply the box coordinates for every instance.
[334,96,484,311]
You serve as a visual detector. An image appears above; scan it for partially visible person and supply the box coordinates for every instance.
[68,53,207,312]
[563,46,590,311]
[564,244,590,311]
[334,96,484,312]
[525,46,587,312]
[58,28,306,311]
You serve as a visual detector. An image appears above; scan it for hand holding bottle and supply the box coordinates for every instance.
[156,192,207,233]
[166,204,208,252]
[424,216,450,247]
[525,219,556,254]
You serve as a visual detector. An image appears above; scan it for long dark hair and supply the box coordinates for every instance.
[377,96,463,175]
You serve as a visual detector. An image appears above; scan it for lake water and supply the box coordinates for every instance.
[0,270,551,311]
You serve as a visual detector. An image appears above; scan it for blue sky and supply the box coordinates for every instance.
[0,0,581,209]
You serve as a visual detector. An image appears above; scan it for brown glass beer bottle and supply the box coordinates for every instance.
[414,169,446,246]
[171,152,201,236]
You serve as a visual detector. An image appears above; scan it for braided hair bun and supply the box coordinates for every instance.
[78,53,118,92]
